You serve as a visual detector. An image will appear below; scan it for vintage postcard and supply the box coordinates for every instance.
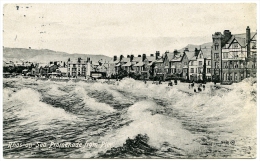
[2,2,258,159]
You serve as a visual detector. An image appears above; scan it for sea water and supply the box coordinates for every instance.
[3,77,256,158]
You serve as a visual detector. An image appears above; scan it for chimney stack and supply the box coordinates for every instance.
[195,48,199,57]
[223,30,232,45]
[246,26,251,58]
[130,55,134,61]
[174,49,178,56]
[120,55,124,61]
[184,47,189,52]
[150,54,154,57]
[142,54,146,62]
[155,51,160,59]
[113,55,117,61]
[138,55,141,57]
[127,55,130,58]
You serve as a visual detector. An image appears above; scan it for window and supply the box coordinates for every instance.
[223,53,228,59]
[235,73,237,81]
[207,68,211,73]
[191,61,194,66]
[208,61,210,66]
[234,62,238,68]
[73,64,76,67]
[215,43,219,50]
[241,73,244,80]
[215,62,219,68]
[226,73,228,81]
[191,68,194,73]
[230,74,232,81]
[214,53,219,59]
[229,61,233,68]
[195,68,197,73]
[199,61,202,66]
[234,43,238,48]
[184,62,187,66]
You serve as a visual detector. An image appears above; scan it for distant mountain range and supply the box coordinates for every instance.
[3,42,213,63]
[3,48,113,63]
[179,42,212,52]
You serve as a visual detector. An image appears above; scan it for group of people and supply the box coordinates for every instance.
[168,79,178,86]
[189,82,205,93]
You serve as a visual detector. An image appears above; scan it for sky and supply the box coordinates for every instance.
[3,3,257,57]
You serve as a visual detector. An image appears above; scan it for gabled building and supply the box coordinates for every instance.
[153,51,165,79]
[212,26,257,84]
[121,55,132,73]
[141,54,156,79]
[67,57,91,77]
[188,48,211,81]
[132,55,143,73]
[170,51,189,80]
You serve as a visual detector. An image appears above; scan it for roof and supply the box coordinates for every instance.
[189,56,197,61]
[120,57,130,63]
[59,68,67,73]
[201,48,211,58]
[92,62,99,66]
[170,56,182,62]
[225,32,257,47]
[122,62,132,67]
[148,62,154,66]
[184,51,195,60]
[134,62,144,67]
[165,52,178,60]
[132,57,142,62]
[155,58,163,63]
[146,56,156,62]
[112,60,120,64]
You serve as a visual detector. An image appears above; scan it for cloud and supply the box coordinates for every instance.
[3,3,257,56]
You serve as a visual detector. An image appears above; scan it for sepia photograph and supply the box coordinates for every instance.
[1,1,258,159]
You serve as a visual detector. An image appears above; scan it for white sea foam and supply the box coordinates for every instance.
[5,88,77,128]
[73,86,115,113]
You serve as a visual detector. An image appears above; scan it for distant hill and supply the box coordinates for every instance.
[179,42,212,52]
[3,48,112,63]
